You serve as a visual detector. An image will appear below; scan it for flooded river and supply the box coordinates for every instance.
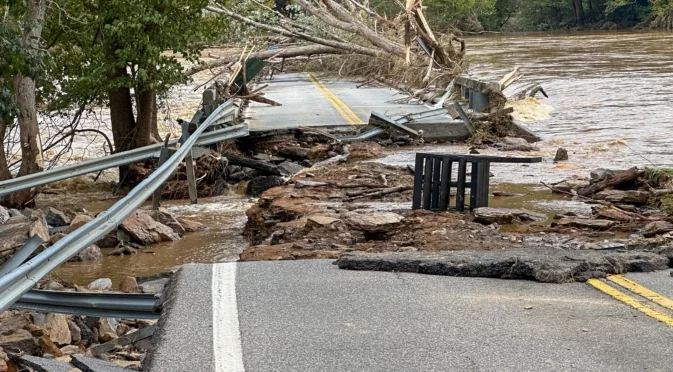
[466,31,673,168]
[54,31,673,285]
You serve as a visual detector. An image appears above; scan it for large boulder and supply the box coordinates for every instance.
[73,245,103,261]
[595,190,650,205]
[32,314,71,346]
[176,217,208,232]
[65,215,93,234]
[0,210,49,266]
[345,212,404,233]
[0,329,38,355]
[474,208,547,225]
[0,206,9,225]
[120,210,180,245]
[246,176,285,197]
[119,276,139,293]
[140,208,185,236]
[641,221,673,238]
[87,278,112,291]
[41,206,71,227]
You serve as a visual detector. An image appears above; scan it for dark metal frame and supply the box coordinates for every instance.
[412,153,542,212]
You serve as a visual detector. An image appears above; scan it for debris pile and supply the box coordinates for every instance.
[0,273,172,371]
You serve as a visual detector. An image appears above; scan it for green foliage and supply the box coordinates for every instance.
[44,0,222,110]
[658,194,673,215]
[0,3,47,120]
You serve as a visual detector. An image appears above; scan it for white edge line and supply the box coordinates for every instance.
[212,262,245,372]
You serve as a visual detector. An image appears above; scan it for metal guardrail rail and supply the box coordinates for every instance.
[0,99,246,313]
[0,123,247,197]
[12,290,160,319]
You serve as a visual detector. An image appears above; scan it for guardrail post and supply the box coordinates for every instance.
[152,145,172,211]
[181,120,199,205]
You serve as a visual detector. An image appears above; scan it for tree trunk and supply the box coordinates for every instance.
[135,87,161,148]
[108,67,137,153]
[0,116,11,182]
[573,0,585,25]
[6,0,47,208]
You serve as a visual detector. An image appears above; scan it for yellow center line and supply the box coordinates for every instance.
[587,278,673,327]
[307,74,364,125]
[607,274,673,311]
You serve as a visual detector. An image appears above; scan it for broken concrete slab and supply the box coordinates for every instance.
[335,249,670,283]
[70,354,126,372]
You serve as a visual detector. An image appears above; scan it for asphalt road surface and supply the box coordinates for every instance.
[145,260,673,372]
[246,73,451,131]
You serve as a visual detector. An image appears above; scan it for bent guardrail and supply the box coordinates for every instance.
[0,123,247,197]
[0,99,246,313]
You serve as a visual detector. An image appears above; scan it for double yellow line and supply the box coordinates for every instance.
[588,275,673,327]
[307,74,364,125]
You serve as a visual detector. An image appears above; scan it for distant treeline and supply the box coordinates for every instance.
[371,0,673,32]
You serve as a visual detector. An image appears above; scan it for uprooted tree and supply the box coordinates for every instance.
[196,0,467,90]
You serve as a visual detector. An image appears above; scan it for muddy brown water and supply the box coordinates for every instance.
[53,31,673,285]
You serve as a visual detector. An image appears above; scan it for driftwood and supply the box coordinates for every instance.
[576,168,643,197]
[226,155,282,176]
[347,185,413,199]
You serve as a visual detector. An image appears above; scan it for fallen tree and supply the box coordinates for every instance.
[198,0,466,88]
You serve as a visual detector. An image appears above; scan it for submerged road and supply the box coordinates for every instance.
[246,73,451,131]
[146,260,673,372]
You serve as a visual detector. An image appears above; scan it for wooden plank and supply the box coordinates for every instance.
[412,154,424,209]
[422,157,434,210]
[455,159,467,211]
[438,159,451,211]
[431,157,442,209]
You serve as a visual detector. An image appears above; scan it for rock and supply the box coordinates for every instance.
[44,280,65,291]
[139,278,170,294]
[87,278,112,291]
[345,212,404,233]
[118,276,139,293]
[0,346,6,372]
[554,148,569,162]
[307,144,330,160]
[474,208,547,225]
[41,207,71,227]
[95,232,119,248]
[140,208,185,237]
[246,176,285,197]
[7,209,21,218]
[0,207,8,225]
[306,215,340,229]
[65,215,93,234]
[278,161,305,176]
[555,218,615,230]
[50,233,67,245]
[240,243,341,261]
[336,249,670,283]
[38,335,63,357]
[595,190,650,205]
[23,324,45,337]
[98,318,118,339]
[59,345,81,355]
[72,245,103,262]
[72,318,94,346]
[348,142,383,160]
[27,210,50,243]
[642,221,673,238]
[100,332,117,343]
[67,321,81,345]
[0,329,38,355]
[109,246,138,256]
[176,217,208,232]
[44,314,72,345]
[120,210,180,245]
[278,146,310,160]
